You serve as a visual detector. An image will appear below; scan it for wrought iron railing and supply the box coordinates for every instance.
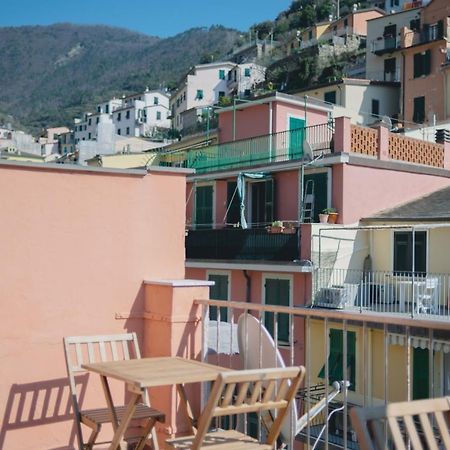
[313,268,450,319]
[185,228,301,261]
[159,122,334,174]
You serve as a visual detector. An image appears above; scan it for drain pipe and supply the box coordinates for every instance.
[243,270,251,302]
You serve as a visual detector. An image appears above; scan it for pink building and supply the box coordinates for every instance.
[0,161,206,449]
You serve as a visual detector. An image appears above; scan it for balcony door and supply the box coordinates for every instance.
[413,347,429,399]
[303,171,328,223]
[289,116,305,159]
[249,179,274,228]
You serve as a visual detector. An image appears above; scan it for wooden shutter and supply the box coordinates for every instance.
[264,278,290,343]
[195,185,213,229]
[208,274,229,322]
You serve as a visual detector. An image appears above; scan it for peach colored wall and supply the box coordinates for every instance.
[352,11,384,35]
[0,163,187,450]
[333,163,450,223]
[421,0,450,26]
[218,100,330,143]
[273,101,328,130]
[186,181,195,227]
[403,44,446,123]
[274,169,299,221]
[218,104,271,143]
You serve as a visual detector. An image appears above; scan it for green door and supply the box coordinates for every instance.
[413,347,429,400]
[208,274,228,322]
[289,117,305,160]
[303,172,328,223]
[195,185,213,229]
[264,278,290,343]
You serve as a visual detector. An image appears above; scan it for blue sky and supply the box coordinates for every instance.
[1,0,293,37]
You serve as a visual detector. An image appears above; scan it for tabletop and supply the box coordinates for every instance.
[82,356,230,389]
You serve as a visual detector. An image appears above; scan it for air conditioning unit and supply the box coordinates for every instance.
[315,284,358,309]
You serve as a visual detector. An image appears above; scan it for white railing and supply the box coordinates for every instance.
[313,268,450,319]
[195,299,450,450]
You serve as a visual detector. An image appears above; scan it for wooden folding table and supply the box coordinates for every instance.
[82,356,230,450]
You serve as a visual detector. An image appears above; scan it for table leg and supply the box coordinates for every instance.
[109,391,141,450]
[176,384,197,434]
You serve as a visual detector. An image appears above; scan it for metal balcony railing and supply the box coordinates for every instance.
[159,122,334,174]
[313,268,450,319]
[185,227,301,261]
[370,37,401,54]
[196,298,450,450]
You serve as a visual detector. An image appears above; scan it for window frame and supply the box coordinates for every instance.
[206,270,231,323]
[392,229,428,275]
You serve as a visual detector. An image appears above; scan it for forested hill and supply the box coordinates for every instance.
[0,23,241,132]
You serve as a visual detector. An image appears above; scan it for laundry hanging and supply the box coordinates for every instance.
[236,172,271,229]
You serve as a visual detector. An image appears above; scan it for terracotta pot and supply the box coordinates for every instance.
[267,226,284,234]
[328,212,338,224]
[319,214,329,224]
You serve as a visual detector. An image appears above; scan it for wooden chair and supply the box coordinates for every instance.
[350,396,450,450]
[165,366,305,450]
[63,333,165,450]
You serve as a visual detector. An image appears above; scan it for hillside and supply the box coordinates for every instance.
[0,23,240,133]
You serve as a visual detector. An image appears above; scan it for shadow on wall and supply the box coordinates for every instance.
[0,374,89,450]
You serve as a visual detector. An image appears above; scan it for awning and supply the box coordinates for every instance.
[388,333,450,353]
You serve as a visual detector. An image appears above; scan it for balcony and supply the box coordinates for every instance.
[185,227,301,261]
[159,122,334,174]
[370,36,401,55]
[313,268,450,319]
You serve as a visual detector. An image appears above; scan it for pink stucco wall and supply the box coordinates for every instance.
[333,163,450,223]
[0,163,188,450]
[218,98,330,144]
[274,170,299,222]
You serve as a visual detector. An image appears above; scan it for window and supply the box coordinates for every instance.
[117,112,121,121]
[105,105,109,114]
[372,99,380,117]
[228,71,232,81]
[126,110,130,119]
[318,329,356,391]
[195,185,213,229]
[97,106,101,113]
[218,91,225,98]
[176,98,180,107]
[308,30,313,40]
[156,111,161,120]
[413,96,425,123]
[88,118,92,126]
[384,57,396,75]
[394,231,427,275]
[153,96,159,105]
[196,89,204,100]
[413,50,431,78]
[219,69,225,80]
[244,68,251,77]
[208,273,229,322]
[344,18,348,27]
[88,132,91,140]
[244,89,251,97]
[117,128,121,135]
[324,90,337,104]
[264,278,290,343]
[96,117,99,124]
[410,18,420,32]
[383,24,397,49]
[126,127,130,135]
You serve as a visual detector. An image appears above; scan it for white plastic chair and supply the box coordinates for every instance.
[416,277,439,314]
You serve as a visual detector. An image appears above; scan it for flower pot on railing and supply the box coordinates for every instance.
[328,212,339,224]
[267,221,284,234]
[319,214,329,224]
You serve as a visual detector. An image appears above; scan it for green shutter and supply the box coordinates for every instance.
[264,279,290,343]
[413,53,421,78]
[318,329,356,390]
[423,50,431,76]
[208,274,229,322]
[264,179,274,225]
[413,347,429,399]
[195,185,213,229]
[289,117,305,159]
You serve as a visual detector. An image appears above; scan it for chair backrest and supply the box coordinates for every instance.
[192,366,305,450]
[63,333,143,415]
[350,396,450,450]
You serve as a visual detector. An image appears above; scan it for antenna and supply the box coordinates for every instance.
[303,139,313,161]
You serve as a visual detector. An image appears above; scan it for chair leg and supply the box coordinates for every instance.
[134,418,157,450]
[86,424,101,450]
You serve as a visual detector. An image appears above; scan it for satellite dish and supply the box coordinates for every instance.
[381,115,393,130]
[303,139,313,161]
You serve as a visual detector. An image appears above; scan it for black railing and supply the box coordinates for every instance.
[185,228,301,261]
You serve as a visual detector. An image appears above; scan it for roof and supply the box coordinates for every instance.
[363,186,450,222]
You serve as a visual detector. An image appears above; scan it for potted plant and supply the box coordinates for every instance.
[267,220,284,233]
[319,211,329,224]
[283,221,297,234]
[323,207,338,224]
